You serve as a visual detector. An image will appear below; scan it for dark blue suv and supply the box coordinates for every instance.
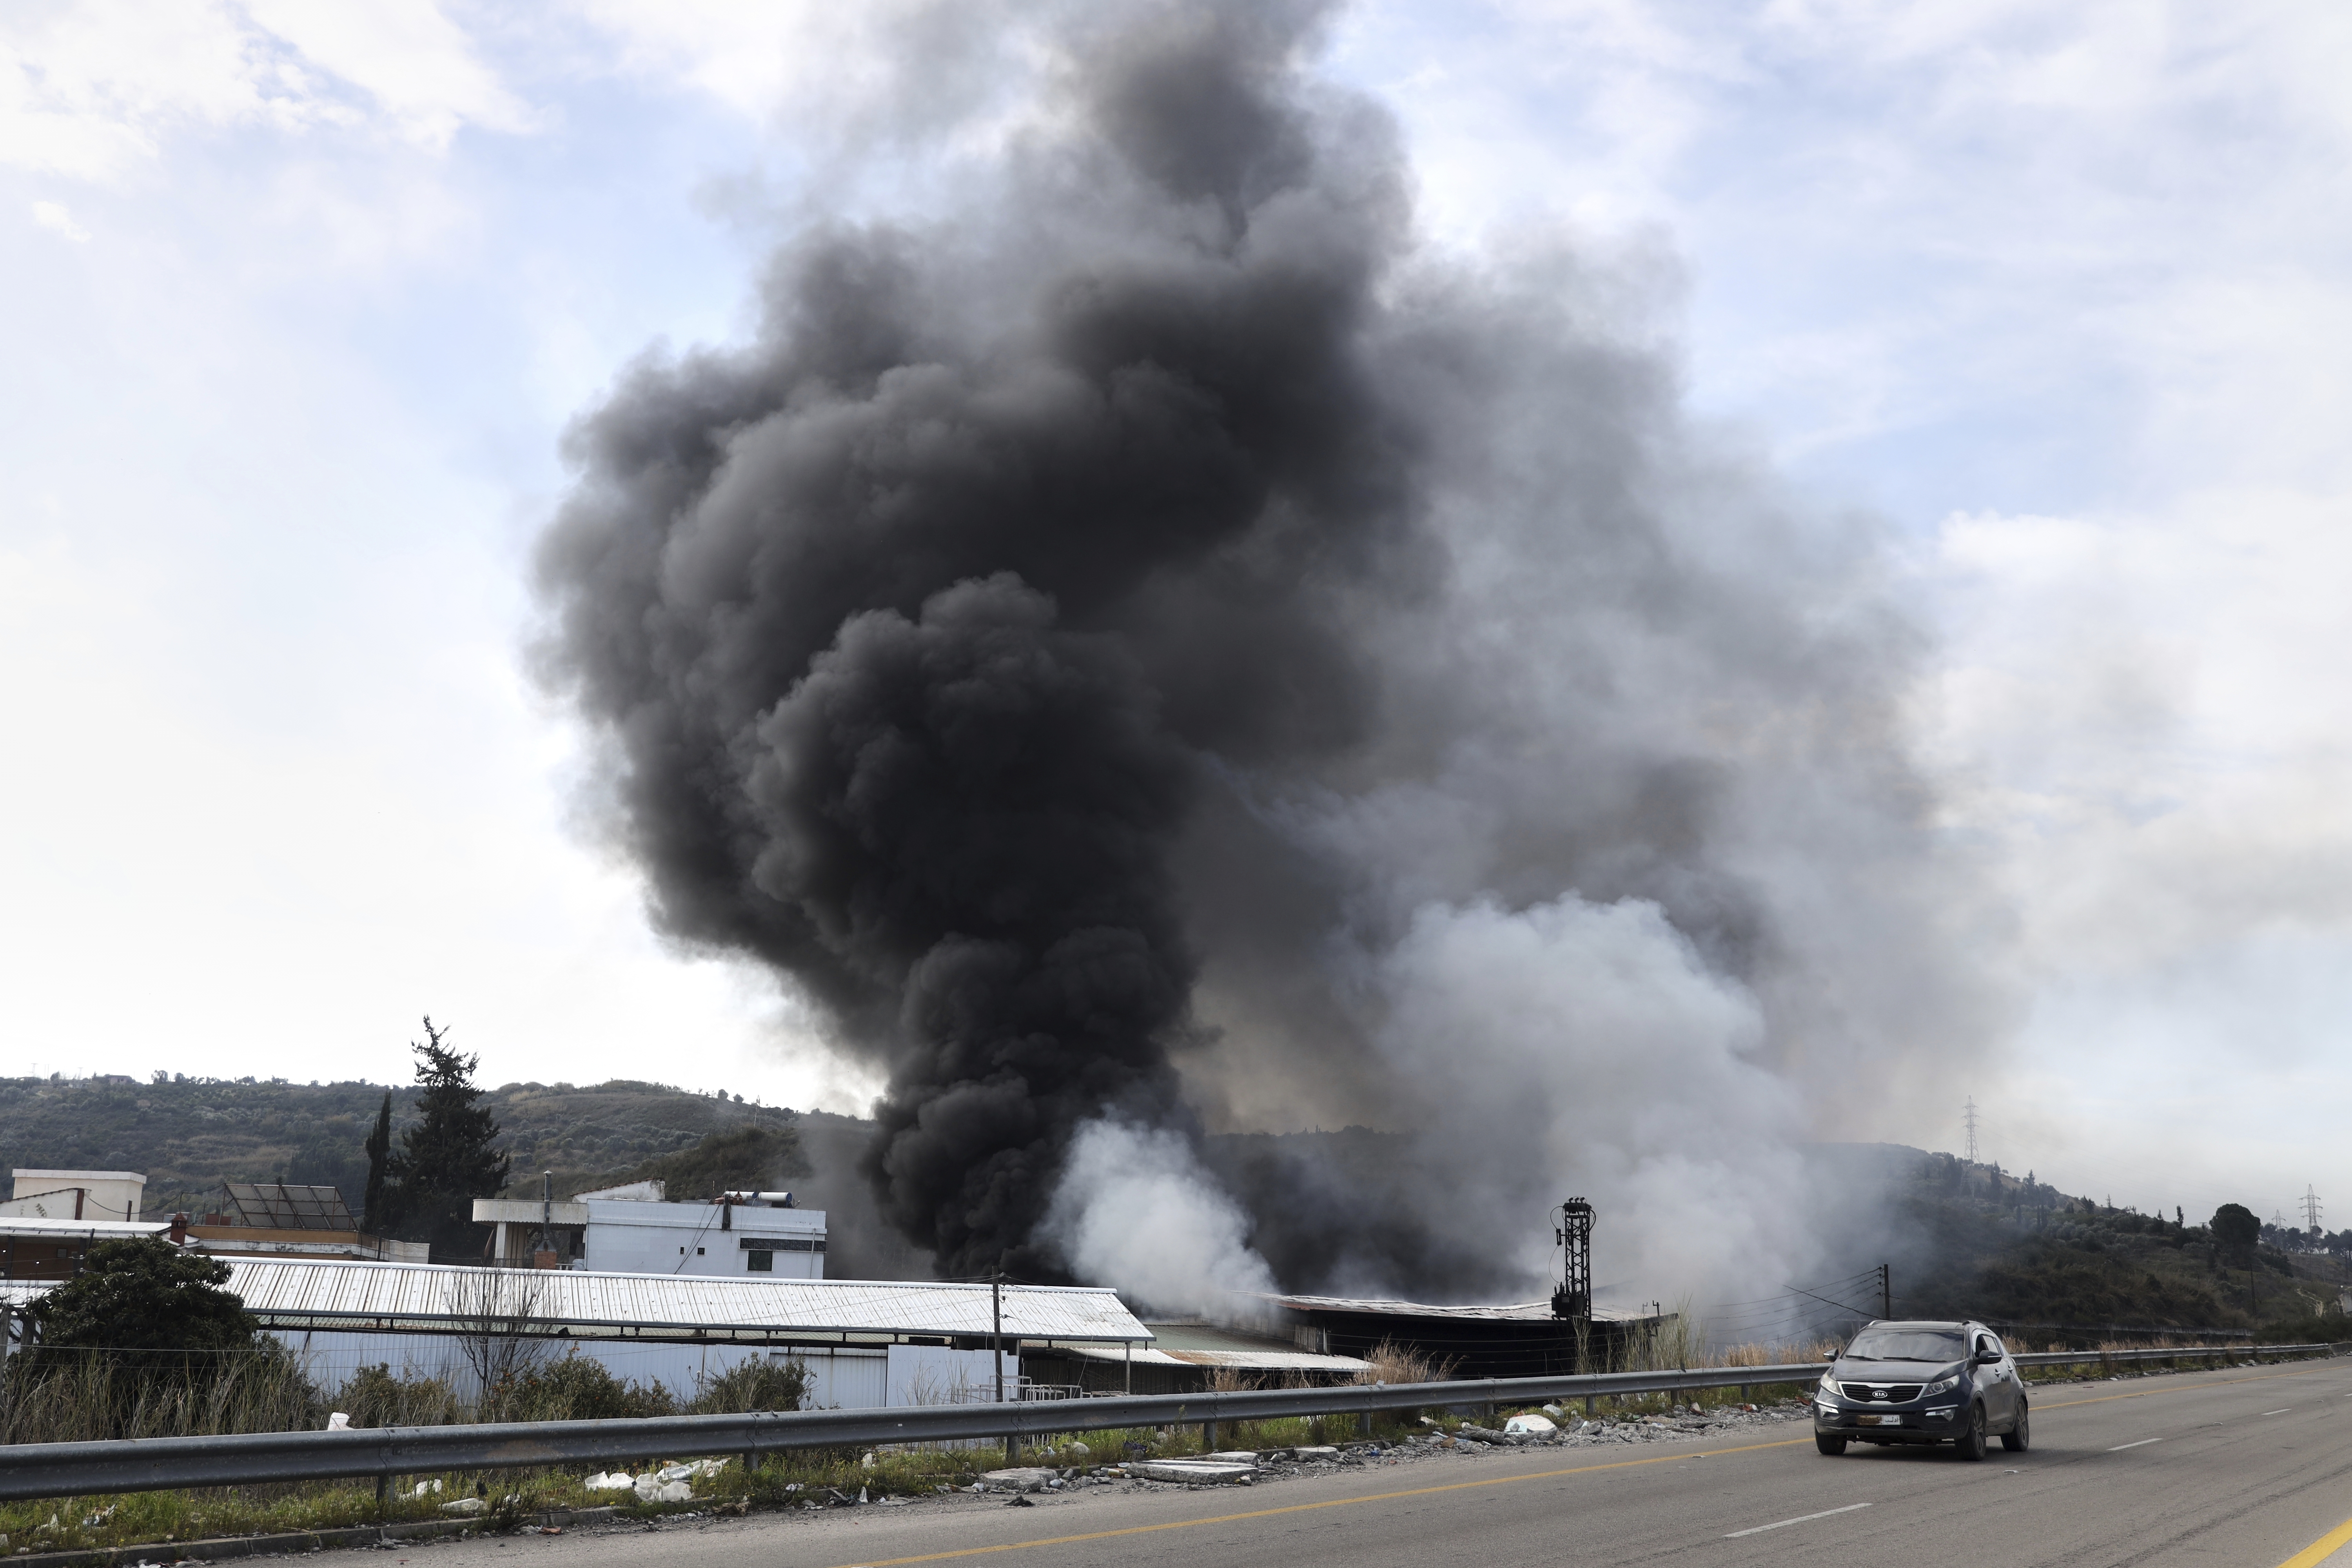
[1813,1319,2029,1460]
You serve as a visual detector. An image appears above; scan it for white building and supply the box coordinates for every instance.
[471,1187,826,1278]
[5,1169,146,1221]
[5,1257,1155,1410]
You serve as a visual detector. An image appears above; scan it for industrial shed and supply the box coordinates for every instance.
[189,1259,1149,1410]
[1024,1318,1370,1396]
[1269,1294,1669,1380]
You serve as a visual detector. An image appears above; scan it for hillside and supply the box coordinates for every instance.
[6,1073,2341,1333]
[0,1074,788,1220]
[1833,1146,2349,1342]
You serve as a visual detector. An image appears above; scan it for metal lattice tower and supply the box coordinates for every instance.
[1551,1198,1595,1321]
[2303,1185,2324,1233]
[1963,1096,1980,1164]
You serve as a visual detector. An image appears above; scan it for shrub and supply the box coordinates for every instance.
[506,1353,675,1421]
[692,1356,809,1414]
[337,1364,460,1427]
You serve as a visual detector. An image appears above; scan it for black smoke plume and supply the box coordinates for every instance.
[536,1,1419,1279]
[538,0,2002,1300]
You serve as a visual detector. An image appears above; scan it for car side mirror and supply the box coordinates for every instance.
[1973,1347,2000,1365]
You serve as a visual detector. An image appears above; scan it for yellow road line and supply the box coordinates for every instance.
[820,1361,2345,1568]
[821,1439,1811,1568]
[2275,1513,2352,1568]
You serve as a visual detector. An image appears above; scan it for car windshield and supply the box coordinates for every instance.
[1843,1328,1966,1362]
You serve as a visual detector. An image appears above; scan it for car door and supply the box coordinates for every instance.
[1973,1331,2014,1427]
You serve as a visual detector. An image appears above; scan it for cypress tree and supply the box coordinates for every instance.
[389,1017,510,1257]
[361,1090,396,1235]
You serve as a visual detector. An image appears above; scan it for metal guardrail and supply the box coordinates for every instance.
[0,1343,2336,1503]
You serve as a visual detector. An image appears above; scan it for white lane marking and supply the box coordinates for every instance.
[1724,1503,1873,1539]
[2109,1438,2163,1451]
[2263,1408,2292,1416]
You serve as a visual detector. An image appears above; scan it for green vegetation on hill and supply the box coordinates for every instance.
[598,1124,811,1201]
[0,1074,800,1220]
[1882,1152,2347,1341]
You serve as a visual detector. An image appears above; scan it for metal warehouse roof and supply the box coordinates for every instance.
[1269,1293,1651,1323]
[1062,1320,1368,1374]
[213,1259,1152,1345]
[0,1218,171,1241]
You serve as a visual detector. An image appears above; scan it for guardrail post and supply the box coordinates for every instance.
[1203,1420,1217,1451]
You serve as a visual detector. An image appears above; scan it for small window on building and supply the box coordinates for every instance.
[696,1246,706,1255]
[748,1250,773,1272]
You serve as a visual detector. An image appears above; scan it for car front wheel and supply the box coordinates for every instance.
[1954,1403,1988,1461]
[2002,1399,2030,1453]
[1815,1434,1847,1455]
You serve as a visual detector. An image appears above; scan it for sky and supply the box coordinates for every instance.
[3,0,2348,1232]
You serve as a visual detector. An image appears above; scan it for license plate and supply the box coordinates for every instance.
[1861,1414,1902,1426]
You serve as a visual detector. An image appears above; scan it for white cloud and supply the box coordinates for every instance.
[0,0,526,181]
[30,198,86,239]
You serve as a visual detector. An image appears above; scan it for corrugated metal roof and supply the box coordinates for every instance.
[0,1218,170,1240]
[1053,1319,1368,1373]
[213,1259,1152,1343]
[1060,1342,1369,1372]
[1268,1293,1652,1323]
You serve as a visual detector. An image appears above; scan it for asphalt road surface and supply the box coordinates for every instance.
[410,1359,2352,1568]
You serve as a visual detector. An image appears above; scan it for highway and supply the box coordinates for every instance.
[414,1359,2352,1568]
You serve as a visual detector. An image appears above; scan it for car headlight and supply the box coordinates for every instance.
[1818,1376,1842,1397]
[1923,1374,1961,1397]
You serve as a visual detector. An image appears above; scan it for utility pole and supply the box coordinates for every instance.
[2303,1186,2324,1237]
[993,1269,1014,1467]
[1879,1263,1892,1321]
[1962,1097,1980,1164]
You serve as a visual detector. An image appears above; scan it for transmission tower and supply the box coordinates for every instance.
[2303,1185,2323,1234]
[1963,1096,1980,1164]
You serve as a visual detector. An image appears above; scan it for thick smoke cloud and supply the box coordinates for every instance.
[537,0,2006,1307]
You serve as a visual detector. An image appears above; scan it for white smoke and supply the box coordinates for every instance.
[1044,1118,1278,1316]
[1369,894,1817,1310]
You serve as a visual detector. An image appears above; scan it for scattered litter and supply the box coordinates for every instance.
[584,1474,635,1491]
[634,1474,693,1504]
[1503,1414,1557,1435]
[656,1459,730,1482]
[82,1506,116,1528]
[439,1499,485,1517]
[327,1413,351,1431]
[1004,1496,1034,1508]
[538,1527,563,1536]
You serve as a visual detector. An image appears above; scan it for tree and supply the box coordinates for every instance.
[24,1237,257,1381]
[388,1018,509,1257]
[2211,1202,2261,1261]
[361,1090,396,1235]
